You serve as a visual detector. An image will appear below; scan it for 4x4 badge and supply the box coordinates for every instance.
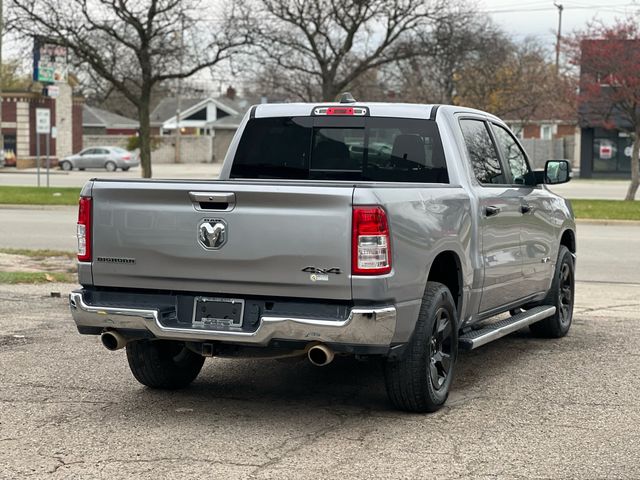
[302,266,342,275]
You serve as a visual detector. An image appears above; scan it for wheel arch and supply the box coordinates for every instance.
[426,250,463,316]
[560,228,576,254]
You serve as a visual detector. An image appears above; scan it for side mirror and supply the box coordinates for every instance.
[535,160,571,185]
[545,160,571,184]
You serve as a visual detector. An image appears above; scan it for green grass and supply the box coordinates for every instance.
[0,272,75,284]
[0,186,81,205]
[0,248,75,258]
[570,199,640,221]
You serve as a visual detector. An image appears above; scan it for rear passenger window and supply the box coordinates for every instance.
[459,119,505,185]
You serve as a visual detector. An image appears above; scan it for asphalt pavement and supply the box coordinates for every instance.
[1,170,640,478]
[1,275,639,478]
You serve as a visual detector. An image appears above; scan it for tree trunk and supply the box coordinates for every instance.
[137,91,152,179]
[322,80,338,102]
[625,130,639,201]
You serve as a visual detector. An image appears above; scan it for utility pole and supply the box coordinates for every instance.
[554,1,564,75]
[174,11,185,164]
[0,0,5,167]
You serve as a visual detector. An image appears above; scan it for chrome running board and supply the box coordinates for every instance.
[459,305,556,350]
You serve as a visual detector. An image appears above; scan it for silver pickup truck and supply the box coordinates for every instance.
[70,100,575,413]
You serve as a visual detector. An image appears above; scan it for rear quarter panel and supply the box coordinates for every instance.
[353,186,473,343]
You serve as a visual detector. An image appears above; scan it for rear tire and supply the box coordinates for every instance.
[126,340,205,389]
[59,161,72,171]
[384,281,458,413]
[529,245,575,338]
[122,166,131,171]
[105,161,117,172]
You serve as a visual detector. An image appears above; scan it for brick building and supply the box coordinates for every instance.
[578,39,640,178]
[1,84,83,167]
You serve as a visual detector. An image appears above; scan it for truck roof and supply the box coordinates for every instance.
[252,102,501,122]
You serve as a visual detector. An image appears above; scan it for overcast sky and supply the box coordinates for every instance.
[5,0,638,93]
[480,0,639,46]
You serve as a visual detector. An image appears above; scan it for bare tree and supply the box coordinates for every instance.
[1,59,31,90]
[384,5,506,104]
[454,38,560,124]
[9,0,249,177]
[244,0,444,102]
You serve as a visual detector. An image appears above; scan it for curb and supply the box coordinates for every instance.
[0,204,76,211]
[575,219,640,226]
[0,169,68,176]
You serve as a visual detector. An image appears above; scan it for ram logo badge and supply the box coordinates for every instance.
[198,219,227,249]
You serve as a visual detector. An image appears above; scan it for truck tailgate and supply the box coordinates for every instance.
[90,181,354,300]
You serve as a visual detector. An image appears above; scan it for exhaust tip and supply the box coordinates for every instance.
[101,331,126,351]
[308,344,334,367]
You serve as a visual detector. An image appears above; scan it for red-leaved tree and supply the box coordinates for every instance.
[568,18,640,200]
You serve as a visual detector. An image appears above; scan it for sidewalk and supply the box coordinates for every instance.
[0,163,222,187]
[549,179,634,200]
[1,163,636,201]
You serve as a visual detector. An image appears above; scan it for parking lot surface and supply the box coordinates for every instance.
[1,272,639,479]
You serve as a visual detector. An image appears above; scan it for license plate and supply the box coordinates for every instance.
[192,297,244,330]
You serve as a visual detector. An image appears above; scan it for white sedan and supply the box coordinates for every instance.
[59,147,139,172]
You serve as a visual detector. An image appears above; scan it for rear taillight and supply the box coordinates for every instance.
[77,197,92,262]
[122,155,131,161]
[352,206,391,275]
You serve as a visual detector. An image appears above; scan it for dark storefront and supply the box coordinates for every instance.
[580,127,634,178]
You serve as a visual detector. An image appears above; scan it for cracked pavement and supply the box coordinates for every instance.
[1,224,640,478]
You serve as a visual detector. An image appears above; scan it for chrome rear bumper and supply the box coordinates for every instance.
[69,291,396,347]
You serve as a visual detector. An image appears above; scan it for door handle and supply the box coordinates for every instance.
[485,205,501,217]
[521,204,533,214]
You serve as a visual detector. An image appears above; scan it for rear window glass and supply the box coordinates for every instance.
[230,116,448,183]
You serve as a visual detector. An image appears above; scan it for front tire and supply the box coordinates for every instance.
[529,245,575,338]
[384,281,458,413]
[59,161,72,171]
[126,340,205,389]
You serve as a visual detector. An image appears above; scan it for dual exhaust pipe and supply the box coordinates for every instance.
[100,330,129,351]
[307,344,334,367]
[101,330,336,366]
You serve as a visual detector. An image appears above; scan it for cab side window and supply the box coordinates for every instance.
[459,119,506,185]
[492,124,531,184]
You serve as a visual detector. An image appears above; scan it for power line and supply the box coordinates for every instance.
[485,3,638,13]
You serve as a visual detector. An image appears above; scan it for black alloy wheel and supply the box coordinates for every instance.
[530,245,575,338]
[428,307,453,391]
[384,281,458,413]
[558,261,574,327]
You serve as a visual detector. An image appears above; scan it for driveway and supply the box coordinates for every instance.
[0,277,638,478]
[1,219,639,478]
